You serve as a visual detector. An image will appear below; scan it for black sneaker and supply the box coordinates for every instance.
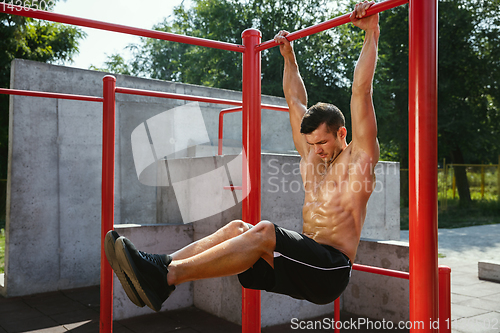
[104,230,145,308]
[115,236,175,312]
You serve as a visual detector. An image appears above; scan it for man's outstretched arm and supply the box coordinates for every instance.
[274,30,310,158]
[350,1,380,161]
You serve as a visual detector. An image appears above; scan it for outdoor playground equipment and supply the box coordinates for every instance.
[0,0,451,332]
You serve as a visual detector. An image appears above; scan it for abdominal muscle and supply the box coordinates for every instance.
[302,199,363,264]
[300,149,370,264]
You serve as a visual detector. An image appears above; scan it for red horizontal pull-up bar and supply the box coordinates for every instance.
[115,87,243,106]
[218,107,242,155]
[0,88,104,102]
[115,87,289,113]
[217,105,289,155]
[256,0,409,52]
[353,263,410,279]
[0,5,245,53]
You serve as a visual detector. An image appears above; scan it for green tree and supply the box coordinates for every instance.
[0,12,86,178]
[98,0,500,207]
[113,0,354,117]
[90,53,132,75]
[438,0,500,204]
[375,0,500,205]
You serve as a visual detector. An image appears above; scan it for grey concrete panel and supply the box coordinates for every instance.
[478,261,500,283]
[261,154,304,231]
[5,91,60,296]
[3,59,293,296]
[343,239,410,323]
[57,99,102,289]
[260,292,335,327]
[4,59,402,326]
[363,162,401,240]
[384,163,401,240]
[112,224,194,320]
[118,101,171,225]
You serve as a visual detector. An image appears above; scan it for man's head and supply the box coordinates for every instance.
[300,102,347,163]
[300,102,345,135]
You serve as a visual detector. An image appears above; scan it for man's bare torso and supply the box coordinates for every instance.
[300,144,376,263]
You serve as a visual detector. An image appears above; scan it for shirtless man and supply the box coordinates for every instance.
[105,1,379,312]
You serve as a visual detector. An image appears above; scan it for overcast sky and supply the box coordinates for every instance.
[53,0,190,70]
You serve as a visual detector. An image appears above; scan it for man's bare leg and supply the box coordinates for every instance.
[167,221,276,286]
[170,220,251,261]
[111,220,275,312]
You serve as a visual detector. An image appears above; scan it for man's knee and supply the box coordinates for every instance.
[254,220,274,233]
[226,220,251,237]
[251,220,276,246]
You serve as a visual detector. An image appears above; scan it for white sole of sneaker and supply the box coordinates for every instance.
[104,230,145,308]
[114,237,164,312]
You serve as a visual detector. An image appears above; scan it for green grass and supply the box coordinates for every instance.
[401,199,500,230]
[402,166,499,230]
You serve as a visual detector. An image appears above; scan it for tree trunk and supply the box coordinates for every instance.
[451,147,472,205]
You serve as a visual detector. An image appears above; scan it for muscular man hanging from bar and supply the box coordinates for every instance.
[104,1,379,312]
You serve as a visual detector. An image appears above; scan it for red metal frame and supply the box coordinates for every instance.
[439,266,452,333]
[409,0,439,331]
[217,106,288,156]
[101,76,117,333]
[353,263,410,279]
[0,88,103,102]
[218,107,242,155]
[1,5,244,53]
[1,0,448,332]
[241,28,262,333]
[257,0,408,51]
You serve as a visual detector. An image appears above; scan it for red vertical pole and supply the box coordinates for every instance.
[218,112,224,156]
[100,75,116,333]
[409,0,438,332]
[334,298,340,333]
[438,266,451,333]
[241,28,262,333]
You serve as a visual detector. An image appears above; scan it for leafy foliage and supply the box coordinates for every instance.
[121,0,355,117]
[0,12,86,178]
[97,0,500,175]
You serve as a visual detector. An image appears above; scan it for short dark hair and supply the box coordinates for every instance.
[300,102,345,135]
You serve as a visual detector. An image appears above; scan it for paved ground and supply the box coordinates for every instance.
[400,224,500,333]
[0,224,498,332]
[0,287,406,333]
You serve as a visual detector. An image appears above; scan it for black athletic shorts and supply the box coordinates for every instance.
[237,224,352,305]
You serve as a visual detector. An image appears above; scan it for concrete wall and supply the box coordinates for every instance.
[1,59,290,297]
[112,154,400,326]
[112,224,194,320]
[2,59,404,327]
[343,239,410,323]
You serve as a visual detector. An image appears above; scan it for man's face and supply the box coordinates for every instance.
[304,123,343,163]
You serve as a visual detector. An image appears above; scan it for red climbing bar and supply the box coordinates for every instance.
[115,87,288,113]
[100,75,116,333]
[0,5,244,53]
[241,28,262,333]
[409,0,439,331]
[438,266,452,333]
[224,186,243,190]
[256,0,408,51]
[0,88,103,102]
[218,107,242,155]
[218,106,288,155]
[334,298,340,333]
[353,263,410,280]
[115,87,243,106]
